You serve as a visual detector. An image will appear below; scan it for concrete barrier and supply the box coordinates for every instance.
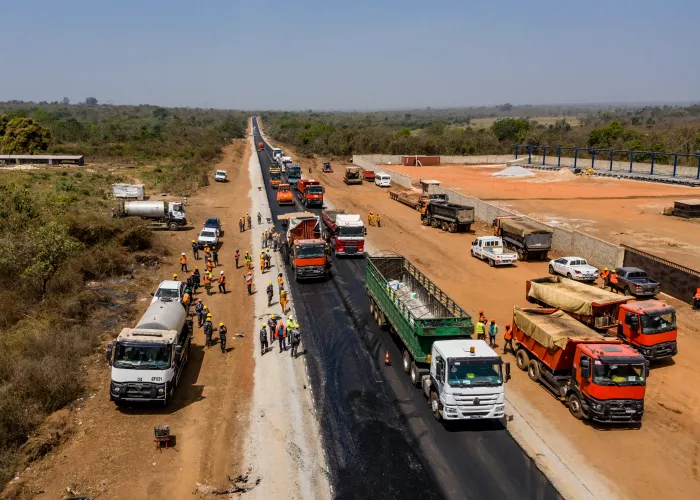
[355,155,626,269]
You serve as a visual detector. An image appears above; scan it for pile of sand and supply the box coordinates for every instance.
[492,166,535,178]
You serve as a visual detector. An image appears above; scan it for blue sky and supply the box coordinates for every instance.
[1,0,698,110]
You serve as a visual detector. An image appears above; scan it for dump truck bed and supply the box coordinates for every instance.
[527,276,633,316]
[500,217,551,237]
[366,254,473,363]
[512,307,619,371]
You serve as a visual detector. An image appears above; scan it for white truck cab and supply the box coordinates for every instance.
[107,300,192,406]
[272,148,282,161]
[375,172,391,187]
[423,339,509,421]
[471,236,518,267]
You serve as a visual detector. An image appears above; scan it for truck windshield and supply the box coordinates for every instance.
[640,311,676,334]
[297,245,325,258]
[155,287,179,299]
[113,342,171,369]
[339,226,364,237]
[593,361,645,386]
[447,359,503,387]
[271,172,281,180]
[308,186,323,194]
[288,168,301,177]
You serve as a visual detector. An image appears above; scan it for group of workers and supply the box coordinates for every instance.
[599,267,619,290]
[260,314,302,357]
[239,213,252,232]
[367,212,381,227]
[474,309,513,353]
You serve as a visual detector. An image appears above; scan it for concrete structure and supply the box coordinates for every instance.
[0,154,85,166]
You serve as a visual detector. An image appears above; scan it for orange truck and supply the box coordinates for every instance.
[279,212,331,281]
[526,276,678,361]
[270,167,282,189]
[296,179,324,207]
[512,307,648,423]
[276,184,294,205]
[257,141,264,152]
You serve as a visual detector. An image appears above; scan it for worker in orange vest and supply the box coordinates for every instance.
[180,253,188,272]
[609,269,619,291]
[503,324,514,354]
[693,288,700,311]
[245,271,253,295]
[260,252,266,273]
[203,272,212,295]
[368,212,375,226]
[235,249,240,268]
[276,320,287,352]
[600,267,609,289]
[280,288,288,314]
[218,271,227,294]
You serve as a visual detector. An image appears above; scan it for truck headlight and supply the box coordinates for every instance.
[445,406,458,414]
[157,388,164,395]
[590,402,604,411]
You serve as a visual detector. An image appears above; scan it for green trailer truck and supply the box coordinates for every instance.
[367,254,510,421]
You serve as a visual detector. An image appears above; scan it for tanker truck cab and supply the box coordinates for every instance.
[618,301,678,360]
[573,343,648,422]
[106,301,193,406]
[423,340,509,422]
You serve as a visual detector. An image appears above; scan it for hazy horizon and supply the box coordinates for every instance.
[1,0,698,110]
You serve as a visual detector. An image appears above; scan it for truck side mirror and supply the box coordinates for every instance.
[505,362,511,382]
[629,316,639,332]
[580,359,590,380]
[106,343,114,366]
[150,292,155,296]
[363,228,367,236]
[175,345,183,357]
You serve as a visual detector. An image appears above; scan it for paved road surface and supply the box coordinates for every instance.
[252,119,559,500]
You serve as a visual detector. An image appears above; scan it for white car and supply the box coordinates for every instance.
[549,256,599,282]
[151,280,186,303]
[215,170,227,182]
[197,228,219,249]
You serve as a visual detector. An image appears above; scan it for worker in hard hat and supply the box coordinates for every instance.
[172,273,179,281]
[290,322,301,358]
[279,288,288,314]
[218,322,228,353]
[259,322,269,355]
[503,324,514,354]
[609,269,619,291]
[693,288,700,311]
[218,271,227,294]
[191,239,199,260]
[180,252,188,273]
[600,267,610,289]
[204,313,213,347]
[266,281,274,307]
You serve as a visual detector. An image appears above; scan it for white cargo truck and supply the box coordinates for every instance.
[471,236,518,267]
[106,300,192,406]
[113,200,187,230]
[422,339,510,421]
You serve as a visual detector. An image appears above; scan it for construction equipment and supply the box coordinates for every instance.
[526,276,678,360]
[421,200,474,233]
[279,212,331,281]
[322,209,366,256]
[270,168,282,189]
[285,164,302,189]
[493,215,552,261]
[113,200,187,230]
[343,167,363,185]
[257,141,264,152]
[322,162,333,173]
[296,179,325,207]
[512,307,648,423]
[389,190,447,211]
[276,184,294,205]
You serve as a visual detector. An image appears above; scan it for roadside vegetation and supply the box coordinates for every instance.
[0,100,246,487]
[262,104,700,166]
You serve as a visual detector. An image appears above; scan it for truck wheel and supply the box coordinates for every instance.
[488,259,494,267]
[567,273,573,280]
[294,267,299,282]
[164,386,174,407]
[548,265,554,274]
[625,287,633,296]
[369,300,375,316]
[402,350,411,374]
[448,223,458,233]
[441,222,449,231]
[410,362,421,387]
[169,222,178,231]
[430,219,439,228]
[516,349,530,371]
[430,392,442,421]
[568,393,585,420]
[527,360,540,382]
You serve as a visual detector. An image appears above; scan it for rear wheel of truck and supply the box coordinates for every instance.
[369,299,375,316]
[430,392,442,421]
[568,393,585,420]
[169,222,178,231]
[516,349,530,371]
[448,223,457,233]
[527,360,540,381]
[410,361,421,387]
[430,219,439,228]
[402,350,411,374]
[441,222,449,231]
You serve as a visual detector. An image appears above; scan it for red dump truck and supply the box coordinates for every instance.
[279,212,331,281]
[257,141,264,152]
[512,307,648,423]
[322,209,366,256]
[296,179,324,207]
[526,276,678,361]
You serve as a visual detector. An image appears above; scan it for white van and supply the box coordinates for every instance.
[375,172,391,187]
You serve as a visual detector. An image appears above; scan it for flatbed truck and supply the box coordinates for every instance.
[366,254,509,421]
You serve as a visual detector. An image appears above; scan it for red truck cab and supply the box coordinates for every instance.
[513,307,648,423]
[296,179,324,207]
[616,300,678,360]
[280,212,331,281]
[363,169,375,181]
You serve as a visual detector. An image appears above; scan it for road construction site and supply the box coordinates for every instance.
[271,133,700,499]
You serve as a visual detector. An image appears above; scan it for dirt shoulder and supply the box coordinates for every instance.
[277,144,700,499]
[8,139,255,499]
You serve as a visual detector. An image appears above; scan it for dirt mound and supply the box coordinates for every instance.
[492,166,535,178]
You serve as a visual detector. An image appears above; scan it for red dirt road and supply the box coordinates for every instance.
[383,164,700,269]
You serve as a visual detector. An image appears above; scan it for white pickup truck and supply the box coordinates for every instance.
[471,236,518,267]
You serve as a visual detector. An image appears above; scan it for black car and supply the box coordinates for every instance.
[204,217,222,236]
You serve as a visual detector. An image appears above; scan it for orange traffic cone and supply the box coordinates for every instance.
[384,350,391,366]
